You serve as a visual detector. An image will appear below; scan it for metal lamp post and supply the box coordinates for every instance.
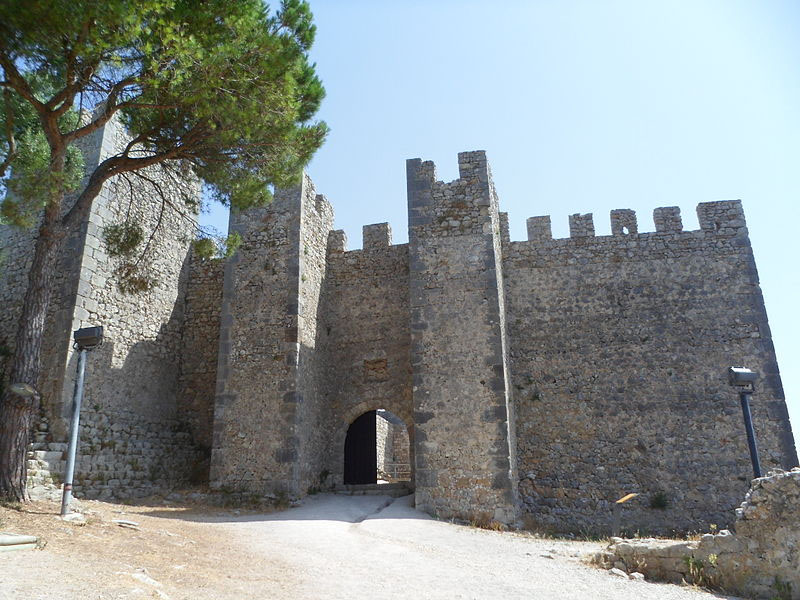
[61,326,103,516]
[728,366,762,480]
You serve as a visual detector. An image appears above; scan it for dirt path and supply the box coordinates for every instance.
[1,494,734,599]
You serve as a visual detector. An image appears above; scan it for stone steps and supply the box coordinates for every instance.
[333,482,412,497]
[28,450,66,461]
[29,442,68,452]
[26,441,68,490]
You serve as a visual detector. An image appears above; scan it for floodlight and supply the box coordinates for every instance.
[728,367,757,388]
[73,326,103,351]
[727,367,762,479]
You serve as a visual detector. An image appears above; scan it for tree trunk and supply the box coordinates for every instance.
[0,199,64,501]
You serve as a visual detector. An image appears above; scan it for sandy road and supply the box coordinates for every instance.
[202,493,731,600]
[1,493,734,599]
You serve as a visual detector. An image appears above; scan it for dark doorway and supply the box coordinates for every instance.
[344,410,377,484]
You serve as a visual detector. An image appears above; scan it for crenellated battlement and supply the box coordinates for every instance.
[326,222,408,256]
[363,222,392,251]
[407,151,499,239]
[327,229,347,253]
[568,213,595,238]
[519,200,746,244]
[183,151,797,531]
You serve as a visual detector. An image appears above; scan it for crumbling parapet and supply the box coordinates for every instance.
[595,468,800,599]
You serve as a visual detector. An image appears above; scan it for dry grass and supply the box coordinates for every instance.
[0,495,283,599]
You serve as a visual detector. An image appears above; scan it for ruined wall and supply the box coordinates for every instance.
[319,225,413,486]
[211,176,334,497]
[505,202,797,534]
[599,468,800,599]
[407,152,518,525]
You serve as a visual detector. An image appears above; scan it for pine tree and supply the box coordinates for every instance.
[0,0,327,500]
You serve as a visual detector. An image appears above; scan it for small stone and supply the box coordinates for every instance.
[61,513,86,525]
[629,572,645,581]
[112,519,140,529]
[609,568,629,578]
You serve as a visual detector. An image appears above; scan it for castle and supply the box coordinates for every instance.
[1,118,796,533]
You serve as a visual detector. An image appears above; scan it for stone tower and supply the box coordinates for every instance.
[407,152,519,524]
[210,175,334,496]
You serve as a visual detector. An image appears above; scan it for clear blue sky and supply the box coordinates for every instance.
[204,0,800,445]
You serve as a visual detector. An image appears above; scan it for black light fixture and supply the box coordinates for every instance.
[61,325,104,517]
[728,366,762,479]
[73,326,104,351]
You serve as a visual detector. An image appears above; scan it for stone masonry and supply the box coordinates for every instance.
[2,115,204,499]
[2,136,796,531]
[407,153,519,525]
[507,199,795,534]
[597,468,800,599]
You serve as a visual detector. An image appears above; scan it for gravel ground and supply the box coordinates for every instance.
[1,493,736,599]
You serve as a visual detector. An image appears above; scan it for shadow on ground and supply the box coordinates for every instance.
[140,492,427,524]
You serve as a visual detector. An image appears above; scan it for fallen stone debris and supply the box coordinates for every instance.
[594,468,800,599]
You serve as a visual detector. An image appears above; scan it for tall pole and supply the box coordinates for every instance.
[61,348,87,516]
[739,389,762,479]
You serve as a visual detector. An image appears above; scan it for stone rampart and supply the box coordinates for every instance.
[6,140,794,532]
[210,176,335,496]
[5,114,207,498]
[505,201,796,534]
[63,116,204,497]
[1,120,110,438]
[319,226,413,487]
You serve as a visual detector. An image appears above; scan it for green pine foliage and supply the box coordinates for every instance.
[0,0,327,250]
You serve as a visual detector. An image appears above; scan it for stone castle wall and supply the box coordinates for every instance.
[319,225,413,486]
[178,252,224,478]
[210,177,335,496]
[1,120,109,435]
[407,152,519,525]
[6,136,795,532]
[4,115,207,498]
[375,410,412,481]
[376,411,390,474]
[62,117,204,498]
[207,150,793,530]
[505,201,796,534]
[293,189,336,492]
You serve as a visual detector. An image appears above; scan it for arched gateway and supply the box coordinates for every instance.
[343,409,411,485]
